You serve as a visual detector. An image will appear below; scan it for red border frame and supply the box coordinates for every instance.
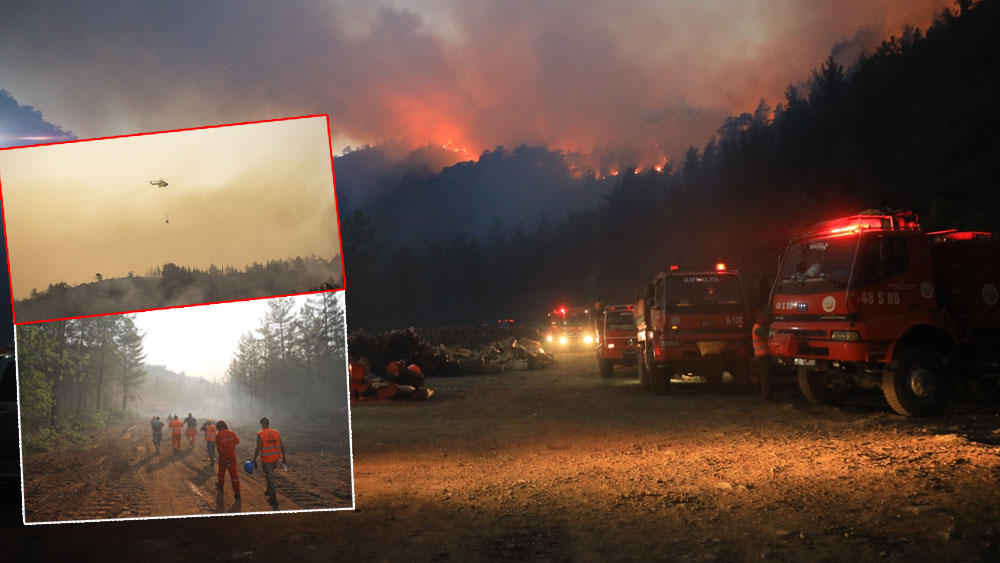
[0,114,347,325]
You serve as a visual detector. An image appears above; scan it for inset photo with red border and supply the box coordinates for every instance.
[16,292,354,524]
[0,115,344,324]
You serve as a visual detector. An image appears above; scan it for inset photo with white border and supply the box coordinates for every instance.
[17,292,353,524]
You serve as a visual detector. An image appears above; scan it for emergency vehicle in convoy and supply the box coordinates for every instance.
[767,210,1000,416]
[544,306,594,349]
[635,265,753,394]
[594,303,637,377]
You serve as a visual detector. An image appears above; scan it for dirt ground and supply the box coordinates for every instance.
[3,351,1000,561]
[20,417,352,522]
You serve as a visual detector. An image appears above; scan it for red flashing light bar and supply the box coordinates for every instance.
[715,263,726,271]
[809,211,921,237]
[669,265,679,271]
[928,230,993,241]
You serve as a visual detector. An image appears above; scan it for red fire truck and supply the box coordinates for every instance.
[595,303,637,377]
[767,210,1000,416]
[635,265,753,394]
[544,306,595,349]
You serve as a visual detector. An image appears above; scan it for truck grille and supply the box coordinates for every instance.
[776,329,827,338]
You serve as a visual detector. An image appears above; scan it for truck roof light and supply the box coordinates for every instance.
[809,211,921,237]
[928,230,994,241]
[669,265,679,271]
[716,263,726,271]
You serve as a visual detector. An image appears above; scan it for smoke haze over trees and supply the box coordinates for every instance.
[342,0,1000,331]
[224,292,348,418]
[14,255,343,323]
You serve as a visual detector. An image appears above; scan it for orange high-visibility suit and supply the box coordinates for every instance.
[215,429,241,493]
[169,418,183,449]
[203,423,217,460]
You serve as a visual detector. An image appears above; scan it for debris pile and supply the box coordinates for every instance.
[347,326,557,389]
[443,336,556,374]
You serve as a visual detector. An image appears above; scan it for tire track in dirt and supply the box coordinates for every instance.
[22,418,353,522]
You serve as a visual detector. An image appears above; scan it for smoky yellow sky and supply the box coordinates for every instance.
[0,116,341,300]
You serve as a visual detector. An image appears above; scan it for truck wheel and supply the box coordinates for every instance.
[599,358,613,378]
[882,348,950,416]
[650,363,672,395]
[798,368,849,405]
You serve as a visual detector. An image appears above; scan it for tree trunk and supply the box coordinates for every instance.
[95,334,106,410]
[49,322,67,427]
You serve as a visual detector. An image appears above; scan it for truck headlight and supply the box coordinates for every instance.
[584,335,594,344]
[546,335,554,342]
[559,336,568,345]
[830,330,861,342]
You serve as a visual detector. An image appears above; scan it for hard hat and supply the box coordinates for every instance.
[243,460,254,474]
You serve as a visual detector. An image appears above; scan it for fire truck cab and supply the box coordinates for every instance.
[544,306,595,350]
[635,265,753,394]
[767,210,1000,416]
[594,303,637,377]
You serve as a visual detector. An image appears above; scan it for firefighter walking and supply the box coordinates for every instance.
[183,412,198,449]
[200,418,218,464]
[169,414,184,454]
[150,416,164,455]
[252,417,286,504]
[214,420,241,499]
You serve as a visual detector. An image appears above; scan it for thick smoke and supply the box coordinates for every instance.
[0,1,952,169]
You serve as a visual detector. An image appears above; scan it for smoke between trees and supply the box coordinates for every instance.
[223,292,348,421]
[343,1,1000,331]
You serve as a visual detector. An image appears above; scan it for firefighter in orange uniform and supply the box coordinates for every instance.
[169,415,184,454]
[252,417,286,503]
[200,418,218,464]
[214,420,241,499]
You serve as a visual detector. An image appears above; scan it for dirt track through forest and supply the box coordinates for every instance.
[21,418,352,522]
[4,352,999,561]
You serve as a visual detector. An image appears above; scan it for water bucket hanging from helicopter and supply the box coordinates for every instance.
[148,177,172,224]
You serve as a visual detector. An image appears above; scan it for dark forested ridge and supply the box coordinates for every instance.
[343,0,1000,331]
[14,255,343,323]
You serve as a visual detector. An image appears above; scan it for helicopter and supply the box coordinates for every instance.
[148,177,173,223]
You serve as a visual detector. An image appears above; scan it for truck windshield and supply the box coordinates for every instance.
[557,312,590,327]
[604,310,635,331]
[662,275,744,311]
[777,235,857,294]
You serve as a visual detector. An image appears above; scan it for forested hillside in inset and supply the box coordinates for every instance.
[343,0,1000,331]
[15,255,343,322]
[224,292,348,418]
